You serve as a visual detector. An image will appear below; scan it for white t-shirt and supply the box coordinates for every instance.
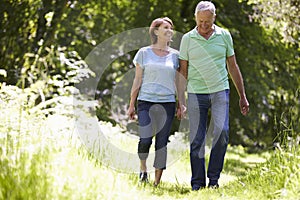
[133,46,179,103]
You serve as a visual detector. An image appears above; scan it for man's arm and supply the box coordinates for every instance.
[227,55,250,116]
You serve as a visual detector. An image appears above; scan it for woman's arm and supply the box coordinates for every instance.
[128,64,143,120]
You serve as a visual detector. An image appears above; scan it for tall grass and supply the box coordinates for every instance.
[0,84,299,199]
[0,85,53,199]
[221,109,300,200]
[222,145,300,200]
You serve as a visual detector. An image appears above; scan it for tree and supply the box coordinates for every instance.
[0,0,298,148]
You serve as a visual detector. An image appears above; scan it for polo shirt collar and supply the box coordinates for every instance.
[190,25,222,39]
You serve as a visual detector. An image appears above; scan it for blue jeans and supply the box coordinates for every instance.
[137,100,176,170]
[188,90,229,189]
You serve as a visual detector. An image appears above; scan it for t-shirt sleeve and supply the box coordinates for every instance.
[170,49,180,70]
[133,49,144,69]
[179,34,189,61]
[174,53,179,70]
[224,31,235,57]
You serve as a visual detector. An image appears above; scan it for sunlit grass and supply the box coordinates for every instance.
[1,85,299,199]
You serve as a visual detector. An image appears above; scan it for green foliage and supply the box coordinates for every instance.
[249,0,299,45]
[244,0,300,147]
[1,0,298,198]
[0,0,94,101]
[0,0,299,147]
[21,45,94,101]
[225,0,300,147]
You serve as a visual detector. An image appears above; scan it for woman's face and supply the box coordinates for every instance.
[195,10,215,34]
[155,21,173,43]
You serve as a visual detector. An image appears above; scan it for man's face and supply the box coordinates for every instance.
[195,10,215,34]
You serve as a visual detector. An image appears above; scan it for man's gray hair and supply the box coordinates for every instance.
[194,1,216,15]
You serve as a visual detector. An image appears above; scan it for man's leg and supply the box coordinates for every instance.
[188,93,210,190]
[207,90,230,187]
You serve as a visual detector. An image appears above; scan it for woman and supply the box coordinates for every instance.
[127,17,180,186]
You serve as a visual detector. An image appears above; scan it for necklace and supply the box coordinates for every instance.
[151,45,169,57]
[157,48,169,53]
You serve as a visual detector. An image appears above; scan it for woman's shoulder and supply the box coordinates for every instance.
[134,46,152,59]
[138,46,151,52]
[168,47,179,56]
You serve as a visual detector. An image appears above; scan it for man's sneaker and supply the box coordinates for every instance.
[139,172,148,183]
[208,183,219,189]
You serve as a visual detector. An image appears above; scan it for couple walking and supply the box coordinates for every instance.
[127,1,249,190]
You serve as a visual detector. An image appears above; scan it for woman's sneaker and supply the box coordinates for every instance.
[139,172,148,183]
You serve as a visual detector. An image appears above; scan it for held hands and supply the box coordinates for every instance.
[176,104,187,120]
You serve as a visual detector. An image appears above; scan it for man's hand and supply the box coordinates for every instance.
[176,104,187,120]
[240,97,249,116]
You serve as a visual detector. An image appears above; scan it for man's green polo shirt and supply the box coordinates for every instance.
[179,25,235,94]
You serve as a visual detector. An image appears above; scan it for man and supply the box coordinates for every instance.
[177,1,249,190]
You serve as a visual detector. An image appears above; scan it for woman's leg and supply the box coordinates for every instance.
[152,102,175,185]
[140,159,147,173]
[154,169,163,186]
[137,101,154,182]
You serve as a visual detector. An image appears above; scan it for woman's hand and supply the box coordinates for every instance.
[127,106,136,120]
[176,104,187,120]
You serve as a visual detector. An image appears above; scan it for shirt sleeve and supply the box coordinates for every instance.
[223,30,235,57]
[133,48,144,69]
[174,53,179,70]
[179,34,189,61]
[170,49,180,70]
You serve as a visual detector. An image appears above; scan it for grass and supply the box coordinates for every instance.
[0,85,299,199]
